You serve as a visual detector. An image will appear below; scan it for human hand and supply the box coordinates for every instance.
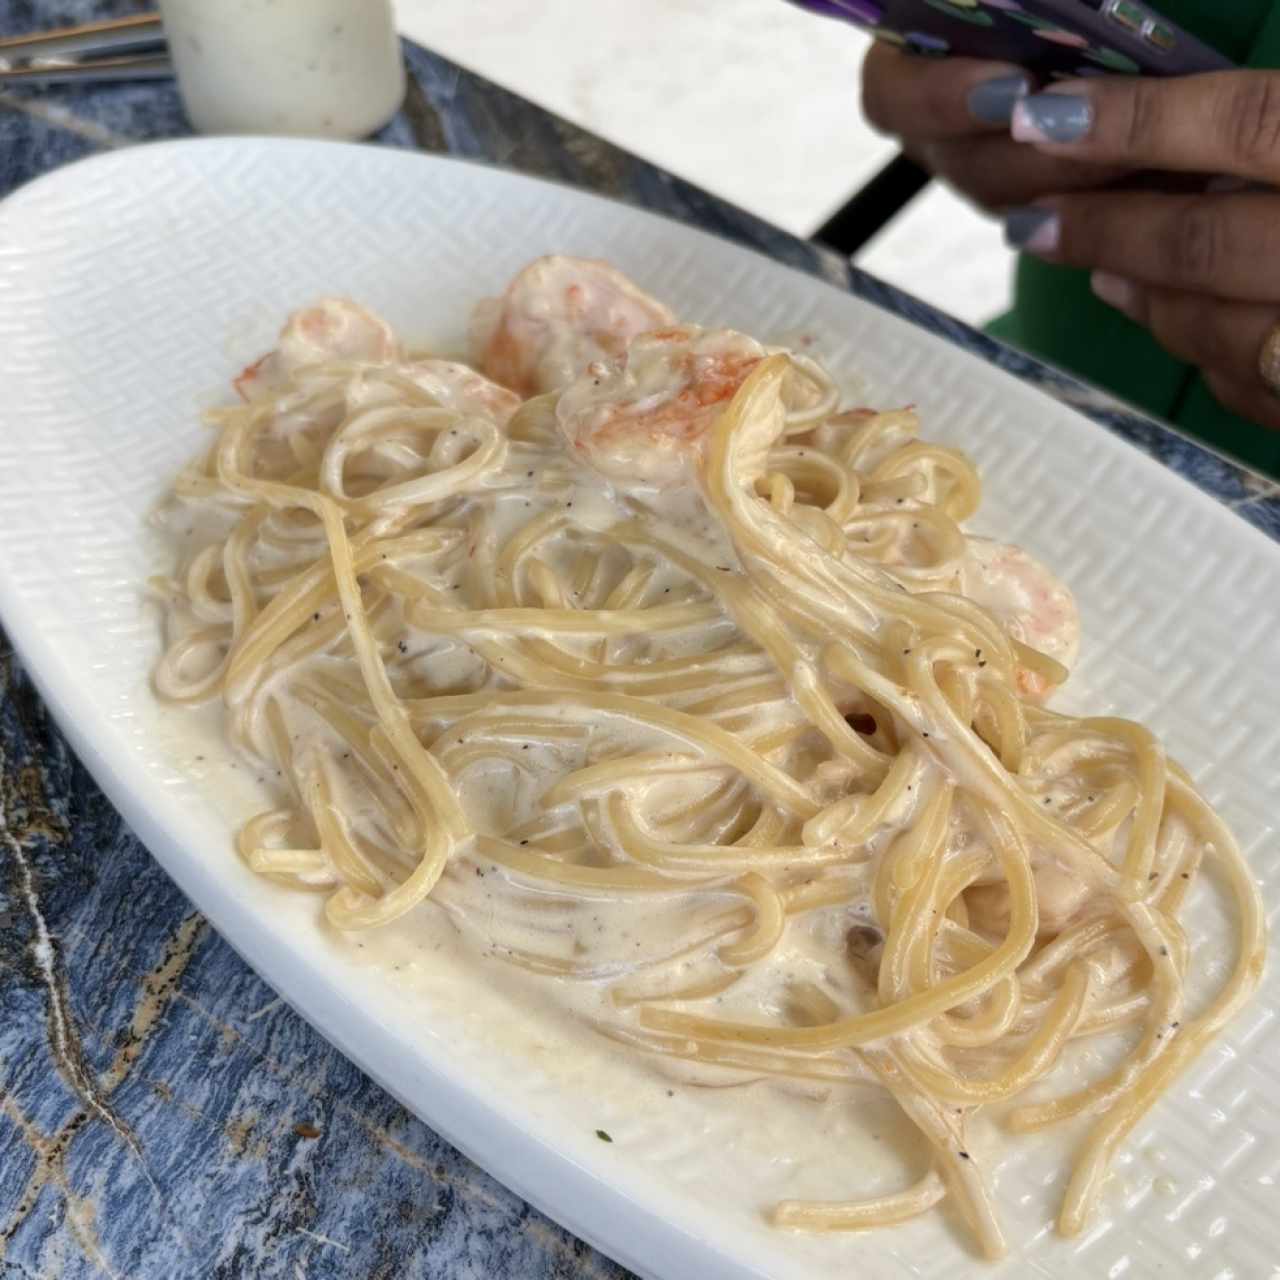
[1005,71,1280,430]
[860,41,1128,212]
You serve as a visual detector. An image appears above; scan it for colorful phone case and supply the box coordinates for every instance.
[787,0,1233,79]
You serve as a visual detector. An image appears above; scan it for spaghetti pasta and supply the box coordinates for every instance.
[151,257,1265,1259]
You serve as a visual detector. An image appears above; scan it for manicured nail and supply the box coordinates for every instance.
[1005,208,1060,255]
[1012,91,1094,144]
[1091,270,1136,315]
[967,73,1031,125]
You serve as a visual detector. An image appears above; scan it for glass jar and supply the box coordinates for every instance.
[159,0,405,139]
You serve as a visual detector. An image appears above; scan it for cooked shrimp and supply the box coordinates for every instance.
[472,256,676,397]
[234,298,399,400]
[406,358,520,426]
[556,326,770,487]
[959,537,1080,701]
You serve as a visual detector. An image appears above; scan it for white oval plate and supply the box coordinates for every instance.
[0,138,1276,1280]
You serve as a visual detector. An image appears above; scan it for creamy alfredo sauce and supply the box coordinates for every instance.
[157,266,1215,1258]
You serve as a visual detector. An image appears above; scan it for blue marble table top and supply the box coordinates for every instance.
[2,5,1279,1279]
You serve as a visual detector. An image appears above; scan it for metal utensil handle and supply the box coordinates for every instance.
[0,14,165,64]
[0,54,173,85]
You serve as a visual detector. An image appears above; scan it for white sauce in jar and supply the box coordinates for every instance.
[159,0,405,139]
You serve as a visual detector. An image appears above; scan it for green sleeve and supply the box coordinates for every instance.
[1166,0,1274,64]
[1173,1,1280,478]
[993,257,1189,424]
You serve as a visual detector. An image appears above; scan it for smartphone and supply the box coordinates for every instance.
[785,0,1232,78]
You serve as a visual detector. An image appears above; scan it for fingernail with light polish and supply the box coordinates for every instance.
[1012,92,1094,144]
[1005,208,1060,255]
[967,73,1031,125]
[1091,271,1136,315]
